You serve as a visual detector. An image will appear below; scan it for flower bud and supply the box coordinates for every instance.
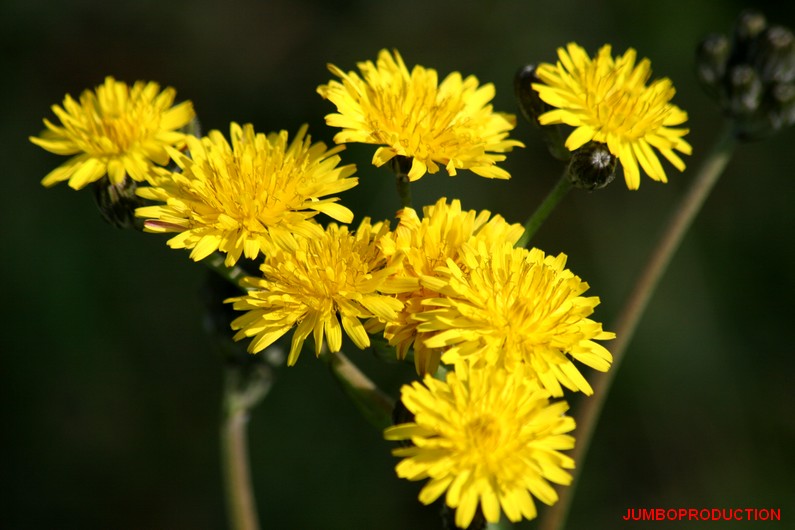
[696,33,730,94]
[732,9,767,60]
[754,26,795,83]
[728,64,763,115]
[514,64,569,161]
[566,141,617,191]
[771,82,795,130]
[700,9,795,140]
[92,176,145,229]
[515,65,547,124]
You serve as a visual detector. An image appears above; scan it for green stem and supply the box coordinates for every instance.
[537,124,737,530]
[390,155,413,208]
[516,172,572,248]
[324,350,395,430]
[221,361,272,530]
[396,174,413,208]
[204,252,250,289]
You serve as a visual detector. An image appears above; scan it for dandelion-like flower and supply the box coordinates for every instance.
[317,49,524,181]
[532,43,692,189]
[136,123,358,266]
[30,76,195,190]
[378,198,524,375]
[226,219,414,365]
[417,243,613,396]
[385,363,576,528]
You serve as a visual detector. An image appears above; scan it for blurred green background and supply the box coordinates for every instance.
[3,1,794,529]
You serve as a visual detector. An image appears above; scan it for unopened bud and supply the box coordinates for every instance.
[514,64,569,161]
[728,65,763,115]
[515,65,547,124]
[92,176,144,229]
[754,26,795,83]
[700,9,795,140]
[566,141,617,191]
[733,9,767,56]
[696,34,730,92]
[771,82,795,130]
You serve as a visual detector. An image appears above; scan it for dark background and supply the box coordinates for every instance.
[3,1,794,529]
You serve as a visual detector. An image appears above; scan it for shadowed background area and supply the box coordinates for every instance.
[3,1,794,529]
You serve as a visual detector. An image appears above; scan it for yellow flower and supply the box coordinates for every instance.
[226,219,414,365]
[30,76,195,189]
[385,363,575,528]
[417,243,613,396]
[136,123,358,266]
[532,43,692,189]
[378,198,524,375]
[317,49,524,181]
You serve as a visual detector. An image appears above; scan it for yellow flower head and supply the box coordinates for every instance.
[136,123,358,266]
[30,76,195,189]
[385,363,575,528]
[532,43,692,189]
[379,198,524,375]
[226,219,414,365]
[317,49,524,181]
[417,243,614,396]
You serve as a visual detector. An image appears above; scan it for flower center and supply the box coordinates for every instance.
[464,414,501,455]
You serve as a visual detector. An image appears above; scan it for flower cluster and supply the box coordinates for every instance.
[696,9,795,139]
[31,45,678,528]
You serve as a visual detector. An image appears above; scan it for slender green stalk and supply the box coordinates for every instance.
[537,124,737,530]
[390,155,413,208]
[396,173,413,208]
[205,252,249,288]
[325,350,395,430]
[221,362,272,530]
[516,172,572,248]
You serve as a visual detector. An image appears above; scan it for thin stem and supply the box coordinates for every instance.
[325,350,395,430]
[221,362,272,530]
[390,155,413,208]
[516,172,572,248]
[537,124,737,530]
[205,252,250,288]
[396,174,413,208]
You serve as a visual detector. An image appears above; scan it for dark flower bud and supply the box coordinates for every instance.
[515,65,547,125]
[696,33,731,94]
[514,64,570,161]
[700,9,795,140]
[566,141,617,191]
[731,9,767,63]
[754,26,795,83]
[728,65,763,115]
[770,82,795,130]
[92,176,145,229]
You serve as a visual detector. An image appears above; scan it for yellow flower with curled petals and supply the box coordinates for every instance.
[318,49,523,181]
[378,198,524,376]
[31,76,194,189]
[136,123,358,266]
[226,219,415,365]
[385,363,575,528]
[417,243,614,397]
[532,43,692,189]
